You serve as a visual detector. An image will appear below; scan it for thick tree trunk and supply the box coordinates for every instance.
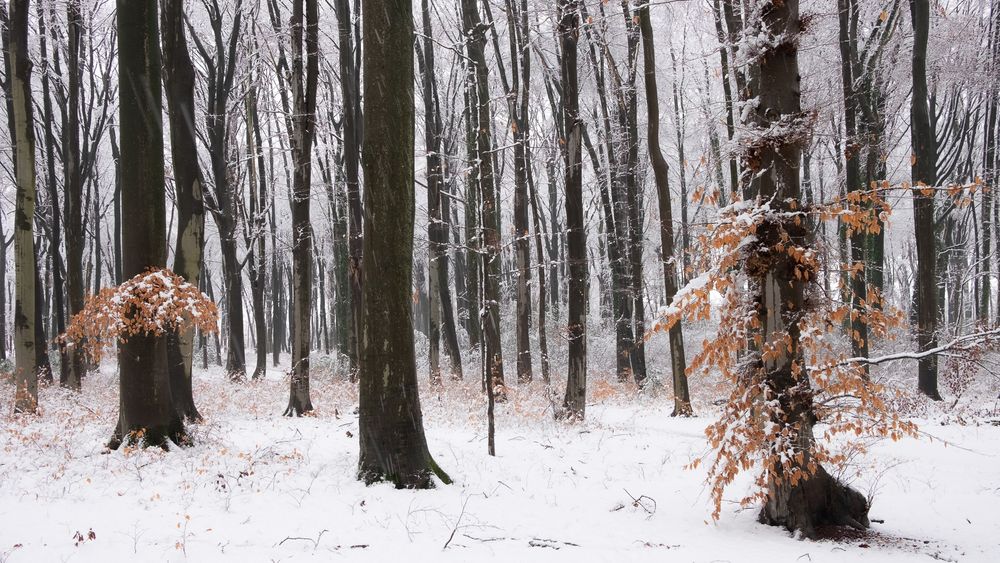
[909,0,941,400]
[162,0,205,421]
[560,0,587,419]
[284,0,319,416]
[358,0,450,488]
[638,0,691,415]
[740,0,868,537]
[110,0,185,448]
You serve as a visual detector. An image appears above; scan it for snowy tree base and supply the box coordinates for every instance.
[758,465,870,539]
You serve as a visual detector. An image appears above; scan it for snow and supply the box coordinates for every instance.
[1,361,999,562]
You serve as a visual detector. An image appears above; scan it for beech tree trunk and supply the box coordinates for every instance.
[162,0,205,421]
[638,0,691,415]
[357,0,450,488]
[284,0,319,416]
[741,0,869,537]
[560,0,587,419]
[909,0,941,400]
[110,0,185,448]
[462,0,505,396]
[7,0,38,413]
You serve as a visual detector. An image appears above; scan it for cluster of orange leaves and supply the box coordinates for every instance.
[651,191,921,521]
[62,268,219,363]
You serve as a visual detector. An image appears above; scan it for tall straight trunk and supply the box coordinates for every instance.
[462,0,505,393]
[560,0,587,418]
[36,2,69,386]
[111,0,185,447]
[506,0,533,384]
[711,0,738,196]
[247,83,268,380]
[983,4,998,322]
[743,0,870,537]
[418,0,462,382]
[62,0,86,389]
[669,46,690,284]
[162,0,205,421]
[334,0,364,380]
[357,0,450,487]
[7,0,38,413]
[837,0,870,367]
[909,0,941,400]
[638,1,691,415]
[285,0,319,416]
[461,75,481,349]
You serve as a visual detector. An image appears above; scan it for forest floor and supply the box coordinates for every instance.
[1,347,999,562]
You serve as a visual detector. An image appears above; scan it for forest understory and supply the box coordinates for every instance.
[2,323,998,563]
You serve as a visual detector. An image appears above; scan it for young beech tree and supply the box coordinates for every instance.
[357,0,450,488]
[654,0,914,538]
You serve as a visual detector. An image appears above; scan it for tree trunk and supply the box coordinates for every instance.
[247,81,268,381]
[110,0,185,448]
[358,0,450,488]
[162,0,205,421]
[462,0,505,395]
[738,0,869,537]
[7,0,38,413]
[909,0,941,400]
[284,0,319,416]
[638,0,691,415]
[334,0,364,381]
[560,0,587,419]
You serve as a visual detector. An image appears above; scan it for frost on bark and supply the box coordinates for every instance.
[357,0,450,488]
[7,0,39,414]
[560,0,587,419]
[162,0,205,421]
[740,0,868,536]
[110,0,185,448]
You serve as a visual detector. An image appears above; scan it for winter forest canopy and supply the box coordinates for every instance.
[1,0,999,560]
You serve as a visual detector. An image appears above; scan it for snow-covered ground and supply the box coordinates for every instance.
[1,355,999,562]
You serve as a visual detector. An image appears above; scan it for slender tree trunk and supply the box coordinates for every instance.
[638,0,691,415]
[284,0,319,416]
[110,0,185,447]
[837,0,870,367]
[560,0,587,419]
[910,0,941,400]
[62,0,86,389]
[334,0,364,381]
[357,0,450,487]
[246,82,268,380]
[462,0,505,395]
[162,0,205,421]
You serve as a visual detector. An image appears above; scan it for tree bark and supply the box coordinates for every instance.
[462,0,505,395]
[909,0,941,400]
[560,0,587,419]
[284,0,319,416]
[739,0,869,537]
[357,0,450,488]
[638,0,691,415]
[7,0,38,413]
[110,0,185,448]
[162,0,205,421]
